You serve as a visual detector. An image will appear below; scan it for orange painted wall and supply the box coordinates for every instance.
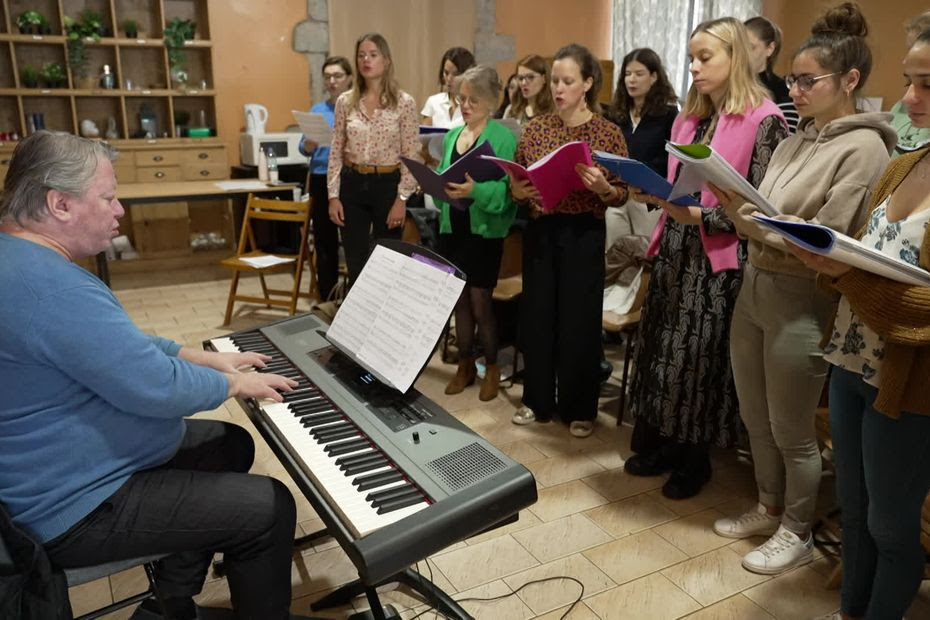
[209,0,310,167]
[762,0,925,110]
[494,0,613,82]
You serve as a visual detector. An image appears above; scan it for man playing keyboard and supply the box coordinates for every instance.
[0,131,306,619]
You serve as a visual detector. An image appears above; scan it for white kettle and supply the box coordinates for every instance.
[244,103,268,134]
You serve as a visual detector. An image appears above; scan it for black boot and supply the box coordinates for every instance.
[661,445,711,500]
[624,442,684,477]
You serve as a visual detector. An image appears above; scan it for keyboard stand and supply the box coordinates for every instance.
[311,567,471,620]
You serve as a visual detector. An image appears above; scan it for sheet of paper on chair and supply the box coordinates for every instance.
[214,180,270,191]
[240,255,295,268]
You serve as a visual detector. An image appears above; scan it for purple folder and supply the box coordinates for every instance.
[401,140,504,209]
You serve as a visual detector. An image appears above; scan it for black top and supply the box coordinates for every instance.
[759,71,799,133]
[610,105,678,178]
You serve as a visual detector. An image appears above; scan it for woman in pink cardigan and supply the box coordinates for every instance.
[624,17,787,500]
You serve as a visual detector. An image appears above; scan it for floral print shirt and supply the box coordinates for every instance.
[824,197,930,385]
[327,90,421,198]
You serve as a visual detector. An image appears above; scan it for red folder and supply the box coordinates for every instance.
[481,141,594,211]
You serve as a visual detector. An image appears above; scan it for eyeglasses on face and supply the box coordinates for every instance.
[453,95,483,107]
[324,72,347,81]
[517,73,540,83]
[785,72,840,92]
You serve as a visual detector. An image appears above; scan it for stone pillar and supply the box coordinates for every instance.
[473,0,514,66]
[294,0,330,104]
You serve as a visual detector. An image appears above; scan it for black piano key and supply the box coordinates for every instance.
[343,459,389,476]
[290,401,333,415]
[300,413,343,427]
[324,438,369,456]
[376,492,426,515]
[335,450,378,468]
[311,421,352,437]
[314,427,359,444]
[352,469,404,491]
[366,483,415,505]
[282,388,320,402]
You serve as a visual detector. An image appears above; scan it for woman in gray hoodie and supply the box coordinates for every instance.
[711,2,896,576]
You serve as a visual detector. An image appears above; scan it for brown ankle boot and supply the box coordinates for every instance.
[445,358,476,394]
[479,364,500,401]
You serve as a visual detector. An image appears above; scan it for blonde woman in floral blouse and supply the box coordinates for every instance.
[509,43,628,438]
[327,33,421,285]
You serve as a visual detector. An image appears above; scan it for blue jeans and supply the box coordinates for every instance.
[830,366,930,619]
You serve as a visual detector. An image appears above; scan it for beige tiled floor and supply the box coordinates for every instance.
[67,269,930,619]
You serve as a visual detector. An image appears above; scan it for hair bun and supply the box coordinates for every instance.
[811,2,868,38]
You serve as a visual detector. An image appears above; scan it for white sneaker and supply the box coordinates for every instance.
[569,421,594,437]
[741,525,813,575]
[713,503,780,539]
[511,406,536,425]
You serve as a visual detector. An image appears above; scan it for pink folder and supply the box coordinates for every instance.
[481,141,594,212]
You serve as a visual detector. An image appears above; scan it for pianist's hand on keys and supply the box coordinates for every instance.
[225,371,297,403]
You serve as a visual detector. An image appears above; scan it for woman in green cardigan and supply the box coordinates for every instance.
[436,65,517,401]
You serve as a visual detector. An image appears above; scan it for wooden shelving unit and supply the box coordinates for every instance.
[0,0,216,141]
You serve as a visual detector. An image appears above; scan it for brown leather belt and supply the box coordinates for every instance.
[345,161,400,174]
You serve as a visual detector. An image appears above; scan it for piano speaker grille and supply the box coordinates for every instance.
[426,442,506,491]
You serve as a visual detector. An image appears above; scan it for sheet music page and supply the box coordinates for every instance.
[292,110,333,146]
[325,247,403,352]
[327,245,465,392]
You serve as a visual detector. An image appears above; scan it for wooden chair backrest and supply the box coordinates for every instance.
[498,228,523,279]
[236,194,312,256]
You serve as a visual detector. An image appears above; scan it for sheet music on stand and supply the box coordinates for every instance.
[324,241,466,393]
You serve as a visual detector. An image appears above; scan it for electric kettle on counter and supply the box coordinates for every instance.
[243,103,268,134]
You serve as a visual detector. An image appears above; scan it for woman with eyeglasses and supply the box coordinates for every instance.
[435,66,517,401]
[745,16,800,133]
[712,2,895,576]
[327,33,421,286]
[789,25,930,620]
[421,47,475,128]
[503,55,555,124]
[623,18,787,499]
[300,56,353,301]
[509,44,628,438]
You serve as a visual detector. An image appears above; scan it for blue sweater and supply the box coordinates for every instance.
[0,233,229,542]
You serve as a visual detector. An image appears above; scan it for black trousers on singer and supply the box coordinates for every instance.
[520,212,606,423]
[309,173,341,301]
[44,420,297,620]
[339,167,402,286]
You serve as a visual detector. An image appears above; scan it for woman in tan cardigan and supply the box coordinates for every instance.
[791,30,930,619]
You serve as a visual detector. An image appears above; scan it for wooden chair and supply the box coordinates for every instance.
[221,194,312,325]
[603,269,650,426]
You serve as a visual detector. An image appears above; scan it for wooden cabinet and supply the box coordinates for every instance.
[0,0,216,142]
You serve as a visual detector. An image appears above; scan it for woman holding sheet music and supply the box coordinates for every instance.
[509,44,628,438]
[623,18,788,499]
[435,66,517,401]
[786,28,930,618]
[327,33,421,286]
[712,4,896,577]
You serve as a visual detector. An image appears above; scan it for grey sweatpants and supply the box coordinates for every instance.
[730,263,836,534]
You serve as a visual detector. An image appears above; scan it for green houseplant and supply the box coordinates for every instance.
[20,65,39,88]
[64,10,104,84]
[39,63,67,88]
[164,18,196,86]
[123,19,139,38]
[16,10,50,35]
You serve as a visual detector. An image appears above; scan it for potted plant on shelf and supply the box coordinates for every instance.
[164,18,196,88]
[64,10,104,89]
[123,19,139,39]
[16,11,50,35]
[20,65,39,88]
[39,63,67,89]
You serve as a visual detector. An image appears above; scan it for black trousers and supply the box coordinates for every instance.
[339,167,402,285]
[44,420,297,620]
[309,173,341,301]
[521,213,606,423]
